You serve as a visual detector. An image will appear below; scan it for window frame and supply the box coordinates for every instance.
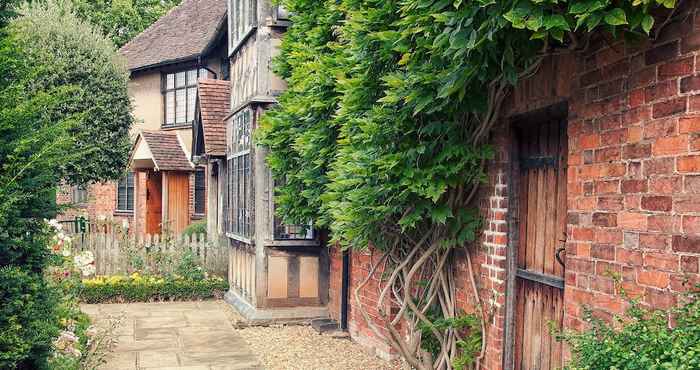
[194,167,206,215]
[228,0,257,55]
[72,185,88,205]
[116,172,135,213]
[225,108,254,240]
[161,68,208,128]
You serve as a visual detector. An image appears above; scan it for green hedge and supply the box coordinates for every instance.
[563,291,700,370]
[79,274,228,304]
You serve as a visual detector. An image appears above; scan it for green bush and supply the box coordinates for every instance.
[175,250,206,281]
[79,274,228,303]
[563,291,700,370]
[0,266,59,370]
[182,220,207,238]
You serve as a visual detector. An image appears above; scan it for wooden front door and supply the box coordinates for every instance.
[165,171,190,235]
[145,171,162,235]
[514,119,567,370]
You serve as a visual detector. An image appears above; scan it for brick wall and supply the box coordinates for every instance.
[564,4,700,335]
[57,182,132,227]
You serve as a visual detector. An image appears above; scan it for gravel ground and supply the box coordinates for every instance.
[236,325,400,370]
[219,302,400,370]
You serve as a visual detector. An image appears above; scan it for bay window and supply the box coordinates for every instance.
[226,108,253,238]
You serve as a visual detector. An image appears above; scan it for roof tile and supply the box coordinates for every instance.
[141,131,194,171]
[197,79,230,156]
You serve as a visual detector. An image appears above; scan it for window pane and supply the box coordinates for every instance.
[175,71,186,88]
[166,73,175,89]
[165,91,175,124]
[187,69,198,86]
[199,68,208,79]
[277,5,289,19]
[126,187,134,211]
[195,168,205,214]
[117,173,135,211]
[187,87,197,122]
[175,89,186,123]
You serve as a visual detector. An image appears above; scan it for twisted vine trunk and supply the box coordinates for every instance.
[351,58,548,369]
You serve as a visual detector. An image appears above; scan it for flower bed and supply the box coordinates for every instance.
[79,273,229,303]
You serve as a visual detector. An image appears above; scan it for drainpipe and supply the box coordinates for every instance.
[340,249,350,331]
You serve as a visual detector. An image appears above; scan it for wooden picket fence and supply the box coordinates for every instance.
[71,231,228,278]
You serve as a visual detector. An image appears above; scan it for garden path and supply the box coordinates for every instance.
[81,301,261,370]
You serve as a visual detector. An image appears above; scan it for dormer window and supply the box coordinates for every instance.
[228,0,257,54]
[163,68,207,127]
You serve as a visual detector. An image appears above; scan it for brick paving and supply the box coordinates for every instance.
[81,301,261,370]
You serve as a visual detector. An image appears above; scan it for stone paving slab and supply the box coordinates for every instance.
[82,301,262,370]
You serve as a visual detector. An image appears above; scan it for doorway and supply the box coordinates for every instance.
[513,118,567,370]
[145,171,162,235]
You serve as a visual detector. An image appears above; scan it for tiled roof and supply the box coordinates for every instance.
[197,79,230,156]
[140,131,194,171]
[119,0,227,71]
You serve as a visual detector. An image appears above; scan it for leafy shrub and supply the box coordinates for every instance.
[419,308,481,370]
[175,250,206,281]
[0,266,59,370]
[79,273,228,303]
[182,220,207,238]
[563,291,700,370]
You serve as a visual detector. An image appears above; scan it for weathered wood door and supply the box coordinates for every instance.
[165,171,190,234]
[146,171,162,235]
[514,119,567,370]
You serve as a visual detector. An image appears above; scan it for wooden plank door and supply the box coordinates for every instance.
[514,119,567,370]
[146,171,162,235]
[165,171,190,235]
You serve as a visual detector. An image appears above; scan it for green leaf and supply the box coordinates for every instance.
[641,15,654,34]
[604,8,628,26]
[430,204,452,224]
[544,14,571,31]
[569,2,590,14]
[525,14,544,31]
[586,12,603,31]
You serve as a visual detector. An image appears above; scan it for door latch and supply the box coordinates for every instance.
[555,246,566,267]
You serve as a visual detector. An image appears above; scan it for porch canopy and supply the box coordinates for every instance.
[130,131,194,172]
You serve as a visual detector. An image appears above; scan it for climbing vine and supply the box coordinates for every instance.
[258,0,678,368]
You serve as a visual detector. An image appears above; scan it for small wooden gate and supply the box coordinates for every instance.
[514,119,567,370]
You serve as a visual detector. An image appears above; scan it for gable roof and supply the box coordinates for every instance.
[196,79,230,156]
[119,0,227,72]
[131,131,194,171]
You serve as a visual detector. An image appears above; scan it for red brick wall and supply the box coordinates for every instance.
[328,8,700,368]
[57,182,132,228]
[563,5,700,336]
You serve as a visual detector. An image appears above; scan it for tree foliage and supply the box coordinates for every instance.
[0,1,133,367]
[10,0,134,184]
[70,0,181,48]
[259,0,678,368]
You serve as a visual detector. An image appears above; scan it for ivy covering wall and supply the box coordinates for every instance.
[258,0,678,368]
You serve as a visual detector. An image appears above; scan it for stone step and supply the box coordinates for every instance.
[310,318,338,334]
